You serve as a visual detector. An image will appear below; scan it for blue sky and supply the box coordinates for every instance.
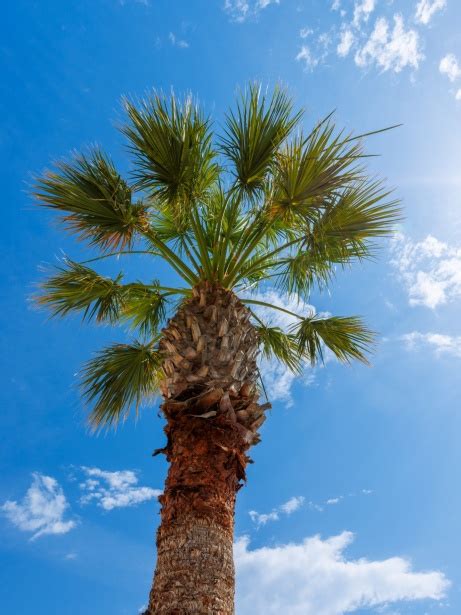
[1,0,461,613]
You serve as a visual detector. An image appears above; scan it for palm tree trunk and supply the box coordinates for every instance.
[145,283,270,614]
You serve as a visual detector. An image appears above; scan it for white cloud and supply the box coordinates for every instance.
[296,45,320,71]
[402,332,461,358]
[65,552,78,560]
[391,233,461,309]
[79,467,161,511]
[224,0,249,21]
[257,0,279,8]
[353,0,375,28]
[355,14,423,73]
[337,29,355,57]
[249,509,280,525]
[439,53,461,82]
[415,0,446,25]
[280,495,305,514]
[249,495,305,526]
[326,497,342,505]
[300,27,313,39]
[235,532,450,615]
[224,0,279,22]
[168,32,189,48]
[1,473,76,540]
[307,500,324,512]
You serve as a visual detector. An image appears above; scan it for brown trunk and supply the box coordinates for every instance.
[145,283,270,614]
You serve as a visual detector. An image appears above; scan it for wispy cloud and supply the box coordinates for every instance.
[439,52,461,100]
[415,0,446,25]
[249,489,372,526]
[235,531,450,614]
[337,29,355,57]
[1,473,76,540]
[249,495,305,526]
[402,332,461,358]
[168,32,189,49]
[352,0,375,29]
[439,53,461,82]
[299,27,313,39]
[391,233,461,309]
[296,45,320,71]
[224,0,280,23]
[302,3,429,77]
[354,15,423,73]
[325,497,342,505]
[79,467,161,511]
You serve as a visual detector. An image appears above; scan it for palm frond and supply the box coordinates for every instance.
[122,283,167,336]
[123,93,219,218]
[315,179,401,244]
[269,123,364,223]
[294,315,375,365]
[276,250,338,298]
[220,84,301,197]
[37,260,125,323]
[81,340,163,429]
[34,149,147,251]
[255,325,302,373]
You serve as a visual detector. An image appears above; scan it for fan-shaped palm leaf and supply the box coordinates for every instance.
[294,315,375,365]
[220,84,302,197]
[37,259,125,323]
[35,150,147,250]
[123,94,219,218]
[81,341,163,429]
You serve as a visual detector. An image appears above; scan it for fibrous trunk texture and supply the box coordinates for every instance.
[145,283,270,615]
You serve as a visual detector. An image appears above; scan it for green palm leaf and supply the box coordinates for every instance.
[294,315,375,365]
[34,150,147,250]
[269,125,363,223]
[256,325,302,373]
[220,84,301,197]
[37,260,125,323]
[123,94,219,217]
[81,341,163,429]
[121,283,167,336]
[34,84,401,424]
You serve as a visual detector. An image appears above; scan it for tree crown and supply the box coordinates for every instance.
[35,85,400,428]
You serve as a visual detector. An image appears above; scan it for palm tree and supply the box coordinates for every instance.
[34,85,399,614]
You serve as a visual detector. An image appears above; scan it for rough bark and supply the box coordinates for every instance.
[145,283,270,614]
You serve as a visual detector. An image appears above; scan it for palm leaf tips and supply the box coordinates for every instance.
[34,149,148,250]
[37,260,125,323]
[220,84,302,197]
[123,93,219,217]
[256,325,302,374]
[294,315,375,365]
[81,341,163,429]
[37,260,168,336]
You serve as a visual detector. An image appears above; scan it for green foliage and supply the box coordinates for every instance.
[256,325,302,373]
[220,84,301,197]
[81,341,163,429]
[270,124,362,222]
[295,315,375,365]
[35,150,147,251]
[121,283,167,337]
[34,84,401,426]
[37,260,125,323]
[123,94,219,218]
